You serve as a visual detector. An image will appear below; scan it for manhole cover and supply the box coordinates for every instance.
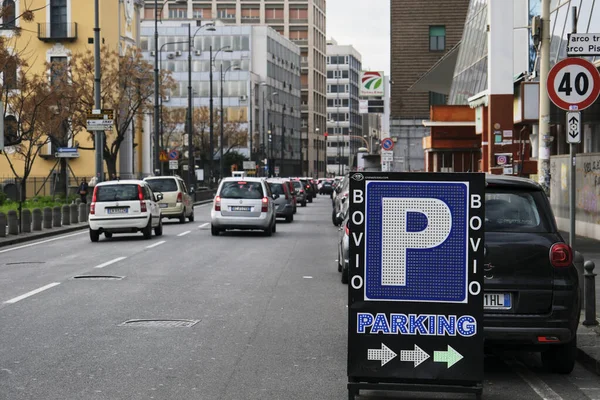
[6,262,45,265]
[72,275,125,280]
[119,319,200,328]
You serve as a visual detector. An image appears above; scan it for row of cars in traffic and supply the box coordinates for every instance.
[329,173,581,374]
[86,174,324,241]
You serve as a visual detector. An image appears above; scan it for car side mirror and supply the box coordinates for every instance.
[336,212,344,225]
[341,197,346,204]
[155,193,164,201]
[272,193,280,200]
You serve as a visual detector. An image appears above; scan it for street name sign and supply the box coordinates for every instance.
[566,112,581,144]
[347,172,485,399]
[547,58,600,111]
[86,109,114,131]
[567,33,600,56]
[55,147,79,158]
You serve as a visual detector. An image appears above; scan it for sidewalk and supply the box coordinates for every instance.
[559,231,600,376]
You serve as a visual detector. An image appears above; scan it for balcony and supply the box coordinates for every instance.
[291,38,308,46]
[37,23,78,42]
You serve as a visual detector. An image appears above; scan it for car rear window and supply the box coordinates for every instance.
[485,190,549,232]
[292,181,302,189]
[96,184,140,202]
[269,183,285,195]
[220,181,264,199]
[146,178,178,192]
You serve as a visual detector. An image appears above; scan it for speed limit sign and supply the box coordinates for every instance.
[547,57,600,111]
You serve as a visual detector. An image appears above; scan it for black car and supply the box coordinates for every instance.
[320,180,334,195]
[299,179,316,203]
[483,175,580,374]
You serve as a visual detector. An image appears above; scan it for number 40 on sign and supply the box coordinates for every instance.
[547,57,600,111]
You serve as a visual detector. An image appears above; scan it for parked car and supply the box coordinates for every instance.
[88,180,163,241]
[336,210,350,284]
[291,180,307,207]
[332,177,349,226]
[299,178,315,202]
[319,179,334,195]
[284,179,298,214]
[144,175,194,223]
[211,177,277,236]
[267,179,295,223]
[483,175,580,373]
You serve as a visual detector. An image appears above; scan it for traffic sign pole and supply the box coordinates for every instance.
[569,7,578,253]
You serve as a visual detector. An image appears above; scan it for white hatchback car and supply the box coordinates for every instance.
[88,180,163,242]
[210,177,277,236]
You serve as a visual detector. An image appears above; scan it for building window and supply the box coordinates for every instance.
[50,0,67,38]
[50,56,68,86]
[169,7,187,19]
[3,57,17,90]
[2,0,15,28]
[430,26,446,51]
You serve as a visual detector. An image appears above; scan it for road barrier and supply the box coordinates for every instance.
[70,204,78,224]
[43,207,53,229]
[62,205,71,226]
[79,204,87,222]
[21,209,32,233]
[0,212,6,237]
[7,210,18,235]
[584,261,598,326]
[52,206,62,228]
[32,208,42,231]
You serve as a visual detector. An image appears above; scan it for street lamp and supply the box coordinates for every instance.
[219,63,241,179]
[315,127,320,178]
[209,45,233,186]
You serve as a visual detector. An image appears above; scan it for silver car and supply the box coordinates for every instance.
[291,180,307,207]
[267,178,294,223]
[337,211,350,284]
[211,177,277,236]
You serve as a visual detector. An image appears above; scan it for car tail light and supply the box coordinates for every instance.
[90,187,98,214]
[550,243,573,267]
[538,336,560,343]
[214,195,221,211]
[138,185,147,212]
[344,192,349,199]
[261,197,269,212]
[345,223,349,236]
[300,189,304,193]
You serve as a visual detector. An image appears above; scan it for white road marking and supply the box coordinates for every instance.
[4,282,61,304]
[510,362,562,400]
[0,231,87,254]
[146,240,166,249]
[177,231,191,237]
[193,203,212,208]
[198,223,209,229]
[303,276,313,279]
[94,256,127,269]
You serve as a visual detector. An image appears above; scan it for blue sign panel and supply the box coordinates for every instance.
[364,181,468,303]
[381,138,394,151]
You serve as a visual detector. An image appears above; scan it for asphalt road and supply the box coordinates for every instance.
[0,198,599,400]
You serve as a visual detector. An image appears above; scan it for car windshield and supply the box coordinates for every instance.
[292,181,302,189]
[485,190,548,233]
[146,178,178,192]
[220,181,264,199]
[269,183,285,195]
[95,184,140,202]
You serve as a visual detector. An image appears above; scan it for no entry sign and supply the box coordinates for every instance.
[347,172,485,398]
[547,57,600,111]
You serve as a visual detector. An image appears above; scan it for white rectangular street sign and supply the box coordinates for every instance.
[243,161,256,170]
[86,119,114,131]
[169,160,178,170]
[55,152,79,158]
[381,150,393,162]
[567,112,581,144]
[567,33,600,56]
[359,100,369,114]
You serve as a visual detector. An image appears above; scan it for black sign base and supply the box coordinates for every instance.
[347,380,483,400]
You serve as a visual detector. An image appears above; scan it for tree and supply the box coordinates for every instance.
[222,150,247,177]
[161,107,186,149]
[67,46,174,178]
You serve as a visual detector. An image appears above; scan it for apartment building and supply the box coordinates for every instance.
[143,0,326,177]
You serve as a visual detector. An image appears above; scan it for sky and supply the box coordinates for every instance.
[326,0,390,75]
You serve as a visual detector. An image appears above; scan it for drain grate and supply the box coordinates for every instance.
[119,319,200,328]
[73,275,125,280]
[6,262,45,265]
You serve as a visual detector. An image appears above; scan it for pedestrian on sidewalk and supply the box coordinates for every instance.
[78,178,89,204]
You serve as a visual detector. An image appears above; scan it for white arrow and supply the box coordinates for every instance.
[367,343,397,367]
[400,344,430,367]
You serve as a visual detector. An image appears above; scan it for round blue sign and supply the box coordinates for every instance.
[381,138,394,151]
[168,150,179,160]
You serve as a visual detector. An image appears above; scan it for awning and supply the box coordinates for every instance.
[422,121,476,127]
[467,90,489,109]
[407,42,461,95]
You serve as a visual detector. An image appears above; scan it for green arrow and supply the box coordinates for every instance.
[433,345,463,368]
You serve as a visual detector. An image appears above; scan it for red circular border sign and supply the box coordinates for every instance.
[547,57,600,111]
[381,138,394,151]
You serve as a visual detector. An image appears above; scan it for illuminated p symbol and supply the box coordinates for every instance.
[381,198,452,286]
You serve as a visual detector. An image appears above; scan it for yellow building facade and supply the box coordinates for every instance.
[0,0,144,197]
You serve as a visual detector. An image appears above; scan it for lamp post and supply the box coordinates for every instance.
[94,0,102,182]
[280,104,286,176]
[209,45,232,185]
[219,63,240,179]
[315,127,320,178]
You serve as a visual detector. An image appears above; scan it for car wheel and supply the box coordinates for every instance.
[188,209,194,222]
[332,210,340,226]
[179,211,186,224]
[104,232,113,239]
[272,220,277,233]
[541,338,577,374]
[211,225,220,236]
[90,228,100,242]
[293,206,297,214]
[142,218,153,239]
[154,218,163,236]
[264,226,273,236]
[286,214,293,223]
[341,265,349,284]
[308,197,313,203]
[302,201,307,207]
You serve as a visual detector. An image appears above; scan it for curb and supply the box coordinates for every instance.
[576,320,600,376]
[577,347,600,376]
[0,199,215,249]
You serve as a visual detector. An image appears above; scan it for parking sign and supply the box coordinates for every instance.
[348,172,485,398]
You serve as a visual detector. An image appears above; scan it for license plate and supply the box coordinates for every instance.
[159,203,168,208]
[230,206,251,212]
[107,207,128,214]
[484,293,511,310]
